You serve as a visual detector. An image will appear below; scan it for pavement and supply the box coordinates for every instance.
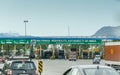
[33,59,105,75]
[0,59,105,75]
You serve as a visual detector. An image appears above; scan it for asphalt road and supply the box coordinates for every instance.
[33,59,105,75]
[0,59,105,75]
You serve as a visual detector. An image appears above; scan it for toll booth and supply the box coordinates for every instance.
[57,50,64,59]
[42,49,52,59]
[82,50,88,59]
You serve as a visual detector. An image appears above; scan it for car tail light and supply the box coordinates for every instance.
[35,70,38,75]
[7,69,12,75]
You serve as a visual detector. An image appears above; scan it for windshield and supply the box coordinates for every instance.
[83,68,119,75]
[11,62,36,70]
[94,55,100,59]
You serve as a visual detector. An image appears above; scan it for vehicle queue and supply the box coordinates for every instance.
[0,53,118,75]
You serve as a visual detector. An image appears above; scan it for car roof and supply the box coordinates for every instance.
[11,60,34,63]
[6,60,33,64]
[9,56,29,60]
[70,65,113,69]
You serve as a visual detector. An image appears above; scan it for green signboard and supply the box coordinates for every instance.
[0,39,102,44]
[0,40,30,44]
[36,40,102,44]
[13,40,30,44]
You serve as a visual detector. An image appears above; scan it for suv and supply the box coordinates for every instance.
[93,55,101,64]
[5,60,38,75]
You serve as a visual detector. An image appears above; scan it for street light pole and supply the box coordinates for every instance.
[24,20,28,56]
[24,20,28,36]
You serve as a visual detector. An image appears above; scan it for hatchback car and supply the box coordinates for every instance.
[63,65,119,75]
[6,60,38,75]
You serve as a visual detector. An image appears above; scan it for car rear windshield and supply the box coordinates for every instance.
[83,68,119,75]
[11,61,36,70]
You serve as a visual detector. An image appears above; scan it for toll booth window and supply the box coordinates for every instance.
[71,48,76,51]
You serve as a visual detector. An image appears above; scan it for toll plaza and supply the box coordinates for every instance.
[0,36,120,59]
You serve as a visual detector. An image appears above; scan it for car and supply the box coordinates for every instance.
[93,55,101,64]
[94,55,101,60]
[69,48,77,61]
[29,53,35,59]
[0,52,5,63]
[0,64,4,75]
[2,62,11,75]
[0,56,5,63]
[93,58,100,64]
[63,65,119,75]
[4,60,38,75]
[0,68,3,75]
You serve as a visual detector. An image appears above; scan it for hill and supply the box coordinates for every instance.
[93,26,120,37]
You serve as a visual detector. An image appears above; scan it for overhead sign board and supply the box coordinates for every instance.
[36,40,102,44]
[0,39,102,44]
[0,40,30,44]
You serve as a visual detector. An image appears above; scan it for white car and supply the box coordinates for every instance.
[63,65,119,75]
[94,55,101,61]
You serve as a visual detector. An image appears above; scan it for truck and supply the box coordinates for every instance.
[104,41,120,71]
[69,48,77,61]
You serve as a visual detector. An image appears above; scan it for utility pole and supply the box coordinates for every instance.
[68,25,70,36]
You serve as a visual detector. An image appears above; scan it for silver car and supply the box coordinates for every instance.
[63,65,119,75]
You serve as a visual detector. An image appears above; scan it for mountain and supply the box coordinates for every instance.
[1,26,120,38]
[0,33,20,37]
[0,32,35,37]
[93,26,120,37]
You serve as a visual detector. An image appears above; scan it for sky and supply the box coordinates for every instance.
[0,0,120,36]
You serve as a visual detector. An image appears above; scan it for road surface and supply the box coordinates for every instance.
[0,59,105,75]
[33,59,105,75]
